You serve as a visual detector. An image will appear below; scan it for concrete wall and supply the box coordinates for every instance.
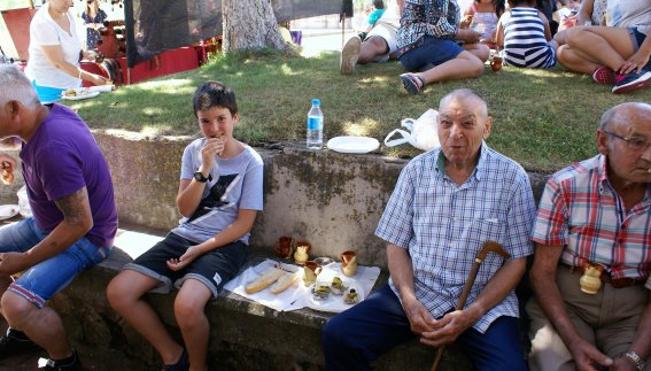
[49,252,473,371]
[0,133,550,370]
[2,133,549,270]
[95,132,410,267]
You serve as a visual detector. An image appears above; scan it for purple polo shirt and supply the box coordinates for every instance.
[19,104,117,248]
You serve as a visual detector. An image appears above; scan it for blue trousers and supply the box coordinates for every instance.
[321,285,528,371]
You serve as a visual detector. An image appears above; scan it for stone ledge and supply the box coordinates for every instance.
[50,228,472,371]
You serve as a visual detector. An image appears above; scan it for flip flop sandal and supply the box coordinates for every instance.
[400,73,425,95]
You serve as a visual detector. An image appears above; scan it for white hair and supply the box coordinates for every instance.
[0,65,40,108]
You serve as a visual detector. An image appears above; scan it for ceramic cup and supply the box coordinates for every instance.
[274,236,294,259]
[294,241,311,265]
[303,260,322,285]
[340,250,358,277]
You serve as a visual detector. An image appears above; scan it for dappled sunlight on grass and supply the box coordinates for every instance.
[136,78,194,90]
[279,64,298,76]
[343,118,381,137]
[66,50,651,171]
[142,107,165,116]
[360,75,391,84]
[69,99,103,110]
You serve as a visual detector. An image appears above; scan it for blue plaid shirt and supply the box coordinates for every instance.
[376,144,536,333]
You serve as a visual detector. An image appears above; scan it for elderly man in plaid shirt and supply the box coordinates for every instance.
[321,89,536,371]
[528,102,651,371]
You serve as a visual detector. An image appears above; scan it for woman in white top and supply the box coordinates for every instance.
[554,0,651,94]
[25,0,110,104]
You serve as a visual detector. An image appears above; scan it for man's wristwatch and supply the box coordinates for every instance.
[193,171,212,183]
[624,351,646,371]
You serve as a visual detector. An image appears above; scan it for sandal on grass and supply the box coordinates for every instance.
[400,73,425,95]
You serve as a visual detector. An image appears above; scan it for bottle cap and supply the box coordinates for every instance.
[311,98,320,106]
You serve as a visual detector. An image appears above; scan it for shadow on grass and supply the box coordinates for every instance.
[68,50,651,171]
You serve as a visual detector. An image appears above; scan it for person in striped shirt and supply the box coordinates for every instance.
[528,102,651,371]
[495,0,557,68]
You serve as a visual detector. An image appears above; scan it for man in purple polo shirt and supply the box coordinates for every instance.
[0,65,117,371]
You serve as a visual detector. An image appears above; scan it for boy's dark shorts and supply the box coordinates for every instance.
[123,232,248,298]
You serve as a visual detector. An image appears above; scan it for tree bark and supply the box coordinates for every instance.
[222,0,290,53]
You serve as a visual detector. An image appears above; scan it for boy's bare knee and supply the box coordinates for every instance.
[1,291,37,328]
[174,299,204,328]
[106,273,140,310]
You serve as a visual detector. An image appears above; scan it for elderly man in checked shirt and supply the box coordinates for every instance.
[321,89,536,371]
[528,102,651,371]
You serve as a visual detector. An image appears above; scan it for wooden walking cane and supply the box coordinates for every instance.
[430,241,510,371]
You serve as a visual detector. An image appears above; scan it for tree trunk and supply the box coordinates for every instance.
[222,0,290,53]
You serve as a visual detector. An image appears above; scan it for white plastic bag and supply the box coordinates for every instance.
[383,109,440,152]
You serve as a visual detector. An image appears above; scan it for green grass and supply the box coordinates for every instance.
[65,51,651,172]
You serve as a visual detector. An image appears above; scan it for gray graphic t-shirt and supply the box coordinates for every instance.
[171,138,263,244]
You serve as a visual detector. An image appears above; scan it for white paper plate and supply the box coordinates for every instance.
[0,204,19,221]
[327,136,380,154]
[61,89,100,101]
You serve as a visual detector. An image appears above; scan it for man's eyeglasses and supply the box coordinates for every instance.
[601,130,651,152]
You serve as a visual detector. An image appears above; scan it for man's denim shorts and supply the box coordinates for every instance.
[399,36,464,72]
[0,218,110,308]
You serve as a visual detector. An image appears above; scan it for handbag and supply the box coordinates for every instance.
[383,109,440,152]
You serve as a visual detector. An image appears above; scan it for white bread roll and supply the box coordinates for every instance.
[270,271,300,294]
[245,267,284,294]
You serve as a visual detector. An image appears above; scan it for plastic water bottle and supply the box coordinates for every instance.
[306,98,323,149]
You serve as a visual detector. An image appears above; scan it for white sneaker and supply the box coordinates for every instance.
[340,36,361,75]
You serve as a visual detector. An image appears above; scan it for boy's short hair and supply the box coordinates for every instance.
[192,81,238,116]
[373,0,384,9]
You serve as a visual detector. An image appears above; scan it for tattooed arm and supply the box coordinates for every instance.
[0,187,93,275]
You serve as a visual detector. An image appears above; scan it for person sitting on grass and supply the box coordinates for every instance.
[106,81,263,371]
[495,0,558,69]
[460,0,505,49]
[368,0,386,28]
[397,0,489,95]
[340,0,404,75]
[554,0,651,94]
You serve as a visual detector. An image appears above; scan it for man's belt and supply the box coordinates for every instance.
[562,263,645,289]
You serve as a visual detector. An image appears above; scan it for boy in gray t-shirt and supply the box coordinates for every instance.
[107,81,263,371]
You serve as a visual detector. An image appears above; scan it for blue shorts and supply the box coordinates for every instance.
[0,218,110,308]
[123,232,248,298]
[629,28,651,70]
[399,36,464,72]
[31,80,66,104]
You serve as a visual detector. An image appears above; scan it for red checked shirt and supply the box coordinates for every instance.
[532,154,651,280]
